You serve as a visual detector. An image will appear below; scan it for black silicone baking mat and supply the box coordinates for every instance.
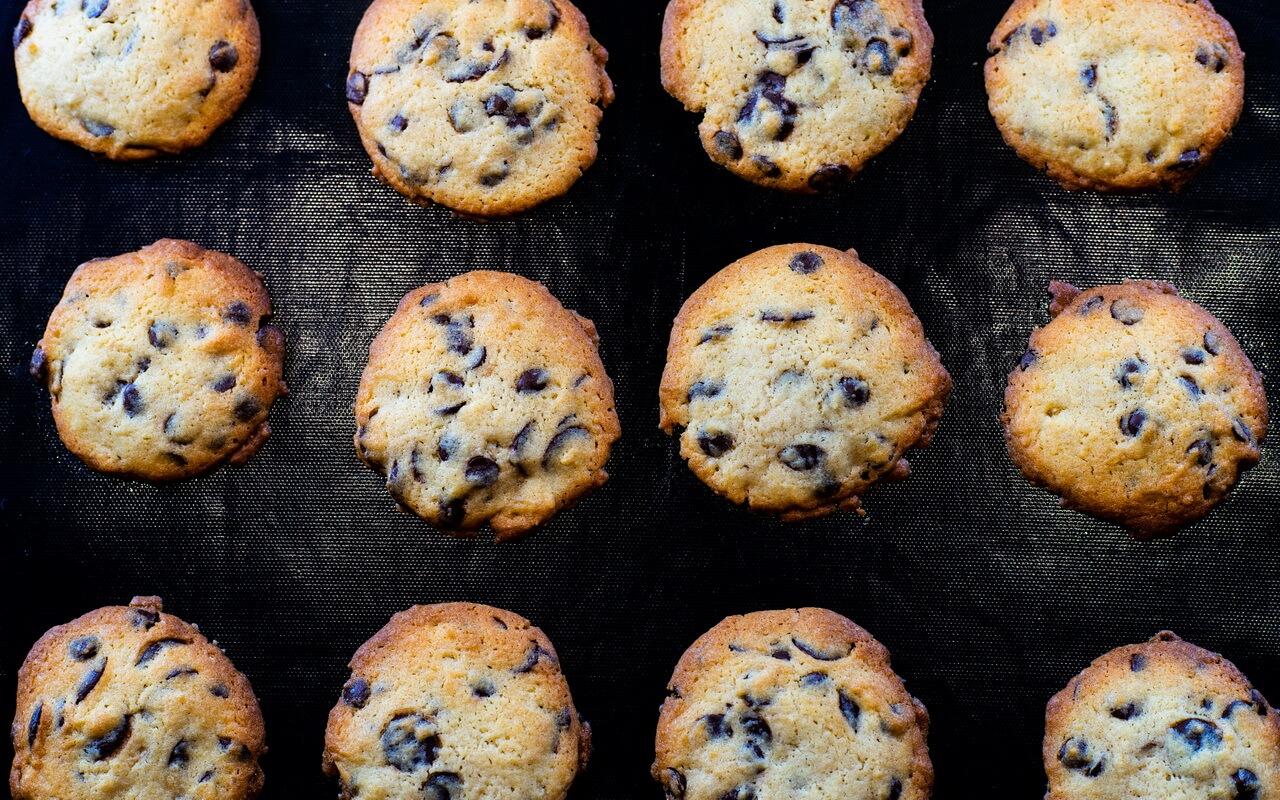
[2,0,1278,797]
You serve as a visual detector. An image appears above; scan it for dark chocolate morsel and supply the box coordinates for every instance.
[464,455,500,486]
[703,713,732,739]
[29,346,47,380]
[779,443,825,471]
[224,301,252,325]
[713,130,743,160]
[1171,718,1222,751]
[83,0,108,19]
[514,643,556,673]
[808,164,853,191]
[698,432,734,457]
[839,377,870,406]
[209,40,238,72]
[27,701,41,746]
[75,658,107,702]
[13,16,32,49]
[542,425,589,468]
[1234,769,1261,800]
[438,497,466,527]
[136,638,188,666]
[380,713,440,772]
[1204,330,1223,355]
[84,715,131,760]
[741,711,772,758]
[346,71,369,105]
[69,635,100,661]
[1111,702,1141,720]
[838,690,861,731]
[234,396,262,422]
[789,251,823,274]
[1018,349,1038,371]
[168,739,190,767]
[342,677,371,708]
[213,374,237,393]
[516,368,549,392]
[1119,409,1146,437]
[1130,653,1146,671]
[687,380,722,401]
[1110,299,1144,325]
[81,118,115,137]
[423,772,463,800]
[1232,418,1255,445]
[793,637,847,661]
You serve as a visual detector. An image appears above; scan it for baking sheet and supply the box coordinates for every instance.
[2,0,1278,796]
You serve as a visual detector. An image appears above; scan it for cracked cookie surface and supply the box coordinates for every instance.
[659,244,950,520]
[10,596,266,800]
[661,0,932,191]
[346,0,612,216]
[323,603,589,800]
[354,270,619,539]
[984,0,1244,191]
[30,239,286,481]
[1044,631,1280,800]
[13,0,259,159]
[653,608,932,800]
[1003,280,1267,535]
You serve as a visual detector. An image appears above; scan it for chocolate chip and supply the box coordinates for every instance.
[1232,417,1255,445]
[1178,375,1203,399]
[771,647,790,659]
[514,644,555,673]
[838,691,860,731]
[1111,702,1140,720]
[1221,699,1253,719]
[472,680,495,698]
[346,71,369,105]
[1080,63,1097,89]
[713,130,742,160]
[516,368,549,392]
[439,497,465,527]
[380,713,440,772]
[13,16,32,48]
[738,71,796,141]
[1115,358,1146,388]
[1058,737,1104,775]
[423,772,463,800]
[1029,21,1056,45]
[81,118,115,137]
[1195,45,1228,72]
[84,715,131,760]
[861,38,893,75]
[436,401,466,416]
[464,456,499,486]
[1171,718,1222,751]
[542,425,589,468]
[772,0,784,22]
[838,377,871,407]
[148,321,178,348]
[508,423,533,458]
[1204,331,1223,355]
[741,712,772,758]
[213,374,236,393]
[1234,769,1261,800]
[436,370,464,388]
[82,0,108,19]
[1130,653,1146,671]
[69,636,100,660]
[1101,98,1118,139]
[1110,299,1144,325]
[789,251,823,274]
[199,770,214,783]
[1119,409,1146,437]
[29,346,47,380]
[136,638,187,666]
[164,667,197,680]
[703,713,732,739]
[168,739,190,768]
[1078,295,1104,314]
[224,301,252,325]
[131,607,160,628]
[234,396,262,422]
[687,380,722,401]
[1181,347,1206,365]
[779,443,824,471]
[793,637,846,660]
[389,113,408,131]
[698,325,733,344]
[800,671,828,686]
[26,701,41,746]
[209,40,238,72]
[121,384,143,417]
[480,162,510,186]
[698,432,734,457]
[342,677,370,708]
[1171,148,1202,170]
[1187,438,1213,466]
[752,155,782,178]
[809,163,852,191]
[662,768,687,799]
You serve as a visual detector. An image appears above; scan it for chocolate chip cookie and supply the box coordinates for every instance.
[346,0,613,216]
[661,0,932,191]
[29,239,287,481]
[1045,631,1280,800]
[12,0,260,159]
[653,608,932,800]
[659,244,950,520]
[323,603,589,800]
[354,271,619,539]
[985,0,1244,191]
[1003,280,1267,535]
[10,596,266,800]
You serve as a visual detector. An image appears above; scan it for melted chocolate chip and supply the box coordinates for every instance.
[1232,418,1255,445]
[342,677,371,708]
[839,377,871,406]
[698,432,734,457]
[1181,347,1206,365]
[464,456,499,486]
[1171,718,1222,751]
[741,711,772,758]
[516,368,549,392]
[224,301,252,325]
[1171,148,1202,170]
[13,16,32,48]
[738,71,796,141]
[1111,702,1141,720]
[213,374,237,393]
[148,321,178,349]
[121,384,143,417]
[800,671,828,686]
[81,118,115,137]
[703,713,732,739]
[69,636,100,660]
[209,40,238,72]
[789,251,823,274]
[423,772,463,800]
[1187,438,1213,466]
[838,691,861,731]
[29,346,47,380]
[84,715,131,760]
[136,638,188,665]
[1130,653,1146,672]
[438,497,466,527]
[687,380,722,401]
[346,72,369,105]
[1178,375,1203,399]
[1204,330,1223,356]
[1234,768,1261,800]
[752,155,782,178]
[1058,737,1104,776]
[168,739,190,768]
[713,130,743,160]
[389,113,408,132]
[83,0,108,19]
[514,644,555,673]
[542,425,589,468]
[1115,357,1147,388]
[779,443,825,471]
[1119,409,1146,437]
[1080,63,1097,89]
[809,164,853,191]
[234,396,262,422]
[1018,349,1038,371]
[793,637,847,660]
[26,701,41,746]
[698,325,733,344]
[380,713,440,772]
[1078,295,1104,314]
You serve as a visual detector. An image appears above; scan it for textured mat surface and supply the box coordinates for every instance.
[2,0,1278,797]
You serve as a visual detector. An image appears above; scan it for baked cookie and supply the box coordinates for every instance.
[661,0,932,192]
[653,608,932,800]
[1003,280,1267,535]
[323,603,589,800]
[10,596,266,800]
[1044,631,1280,800]
[12,0,260,159]
[345,0,613,216]
[354,271,619,539]
[984,0,1244,191]
[659,244,950,520]
[29,239,287,481]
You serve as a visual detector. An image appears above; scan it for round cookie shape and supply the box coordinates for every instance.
[12,0,260,159]
[661,0,932,192]
[1003,280,1267,535]
[10,596,266,800]
[346,0,613,216]
[1044,631,1280,800]
[984,0,1244,191]
[30,240,286,481]
[653,608,932,800]
[659,244,950,520]
[354,271,620,539]
[323,603,590,800]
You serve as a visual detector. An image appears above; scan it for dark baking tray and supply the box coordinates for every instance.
[2,0,1278,797]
